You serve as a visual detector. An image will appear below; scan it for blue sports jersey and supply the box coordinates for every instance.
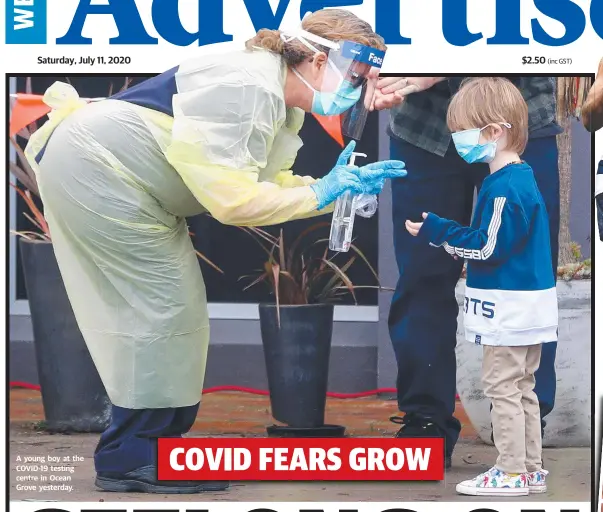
[420,162,558,347]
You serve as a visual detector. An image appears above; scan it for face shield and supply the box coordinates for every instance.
[281,29,385,140]
[332,41,384,140]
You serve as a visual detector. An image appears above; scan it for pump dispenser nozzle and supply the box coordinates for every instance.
[348,152,367,167]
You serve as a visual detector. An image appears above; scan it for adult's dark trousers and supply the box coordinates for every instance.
[388,136,559,455]
[597,161,603,241]
[94,403,200,473]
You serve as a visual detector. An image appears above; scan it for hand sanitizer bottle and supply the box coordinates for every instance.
[329,152,378,252]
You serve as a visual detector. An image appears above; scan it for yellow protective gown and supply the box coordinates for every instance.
[25,50,330,409]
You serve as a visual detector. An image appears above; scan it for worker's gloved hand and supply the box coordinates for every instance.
[354,160,407,184]
[310,141,364,209]
[364,178,385,196]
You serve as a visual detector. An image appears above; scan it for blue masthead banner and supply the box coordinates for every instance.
[5,0,47,44]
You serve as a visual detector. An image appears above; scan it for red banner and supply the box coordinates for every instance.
[157,437,444,481]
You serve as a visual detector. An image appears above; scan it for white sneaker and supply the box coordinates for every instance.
[527,469,548,493]
[456,467,529,497]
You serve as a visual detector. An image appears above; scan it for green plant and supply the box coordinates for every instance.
[9,183,49,241]
[557,259,591,281]
[239,222,389,322]
[569,241,583,262]
[9,80,51,240]
[557,242,591,280]
[9,78,48,241]
[188,228,223,274]
[9,77,40,197]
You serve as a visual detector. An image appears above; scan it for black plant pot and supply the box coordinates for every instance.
[19,238,111,433]
[259,303,336,429]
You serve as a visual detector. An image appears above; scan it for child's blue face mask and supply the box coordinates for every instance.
[293,67,362,116]
[452,122,512,164]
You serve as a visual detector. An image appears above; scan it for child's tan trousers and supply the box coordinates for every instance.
[482,344,543,474]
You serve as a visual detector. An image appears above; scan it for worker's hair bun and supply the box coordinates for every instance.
[245,9,386,68]
[245,29,285,54]
[246,28,311,66]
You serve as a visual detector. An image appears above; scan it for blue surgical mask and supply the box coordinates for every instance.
[452,122,512,164]
[293,68,361,116]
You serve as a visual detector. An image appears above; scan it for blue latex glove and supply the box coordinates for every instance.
[364,178,385,195]
[354,160,408,185]
[310,141,364,210]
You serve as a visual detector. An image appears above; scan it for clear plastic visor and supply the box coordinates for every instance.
[281,29,385,139]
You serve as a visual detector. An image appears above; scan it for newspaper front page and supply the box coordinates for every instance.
[1,1,600,511]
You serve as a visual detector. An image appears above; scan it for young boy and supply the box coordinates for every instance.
[405,77,557,497]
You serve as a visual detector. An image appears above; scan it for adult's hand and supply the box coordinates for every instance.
[371,77,447,111]
[363,67,380,110]
[310,141,364,209]
[581,58,603,133]
[353,159,407,184]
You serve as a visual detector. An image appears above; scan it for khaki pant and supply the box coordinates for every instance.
[482,345,543,474]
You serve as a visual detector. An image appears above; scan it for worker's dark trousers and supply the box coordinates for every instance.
[94,403,200,473]
[388,136,560,456]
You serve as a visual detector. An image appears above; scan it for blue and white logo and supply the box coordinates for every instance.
[5,0,47,44]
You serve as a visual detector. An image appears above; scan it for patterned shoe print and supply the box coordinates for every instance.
[526,469,548,493]
[456,467,529,496]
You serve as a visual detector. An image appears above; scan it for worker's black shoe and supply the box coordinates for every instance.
[95,465,229,494]
[391,414,452,470]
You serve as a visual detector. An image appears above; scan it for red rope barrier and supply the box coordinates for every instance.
[9,381,397,398]
[10,381,41,391]
[9,382,460,400]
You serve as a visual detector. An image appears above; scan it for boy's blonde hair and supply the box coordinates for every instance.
[447,77,529,155]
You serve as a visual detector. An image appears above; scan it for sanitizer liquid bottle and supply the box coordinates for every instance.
[329,152,378,253]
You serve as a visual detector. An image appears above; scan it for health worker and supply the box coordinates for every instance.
[24,9,406,494]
